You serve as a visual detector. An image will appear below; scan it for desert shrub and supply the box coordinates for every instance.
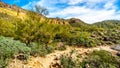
[14,19,71,45]
[60,55,76,68]
[76,32,96,47]
[0,36,31,68]
[0,19,15,37]
[80,50,120,68]
[60,50,120,68]
[54,32,71,43]
[66,32,96,47]
[28,42,54,57]
[56,45,66,51]
[49,42,66,51]
[0,59,7,68]
[60,50,80,68]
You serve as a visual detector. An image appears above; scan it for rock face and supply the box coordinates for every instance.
[0,2,10,7]
[48,18,69,25]
[111,44,120,51]
[0,2,25,13]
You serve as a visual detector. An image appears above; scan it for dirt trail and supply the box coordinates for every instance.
[7,45,118,68]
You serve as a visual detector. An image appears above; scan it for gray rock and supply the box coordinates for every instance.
[111,44,120,51]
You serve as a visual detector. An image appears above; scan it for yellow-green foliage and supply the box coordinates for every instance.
[0,19,15,37]
[0,7,120,47]
[0,8,27,20]
[13,18,71,44]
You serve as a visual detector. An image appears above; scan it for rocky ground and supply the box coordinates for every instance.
[7,45,119,68]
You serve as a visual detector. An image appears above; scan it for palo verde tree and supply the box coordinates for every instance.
[35,5,49,16]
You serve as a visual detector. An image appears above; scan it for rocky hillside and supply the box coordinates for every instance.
[94,20,120,28]
[0,2,88,25]
[67,18,87,27]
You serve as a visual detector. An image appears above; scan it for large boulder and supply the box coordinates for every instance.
[111,44,120,51]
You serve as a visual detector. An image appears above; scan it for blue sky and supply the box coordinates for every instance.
[2,0,120,23]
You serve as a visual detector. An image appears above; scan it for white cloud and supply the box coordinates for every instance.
[49,6,120,24]
[22,0,120,24]
[68,0,84,5]
[104,0,117,9]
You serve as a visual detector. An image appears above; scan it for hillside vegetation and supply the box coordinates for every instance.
[0,2,120,68]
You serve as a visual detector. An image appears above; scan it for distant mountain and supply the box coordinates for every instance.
[67,18,87,27]
[93,20,120,28]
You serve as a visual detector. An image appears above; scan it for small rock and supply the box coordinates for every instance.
[85,64,90,68]
[16,54,26,60]
[54,56,59,60]
[57,42,64,48]
[116,52,120,56]
[51,62,61,68]
[111,44,120,51]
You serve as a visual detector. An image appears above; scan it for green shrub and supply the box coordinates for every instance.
[0,36,31,68]
[60,50,80,68]
[60,50,120,68]
[28,42,54,57]
[56,45,66,51]
[66,32,96,47]
[0,59,7,68]
[80,50,120,68]
[60,56,76,68]
[0,19,15,37]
